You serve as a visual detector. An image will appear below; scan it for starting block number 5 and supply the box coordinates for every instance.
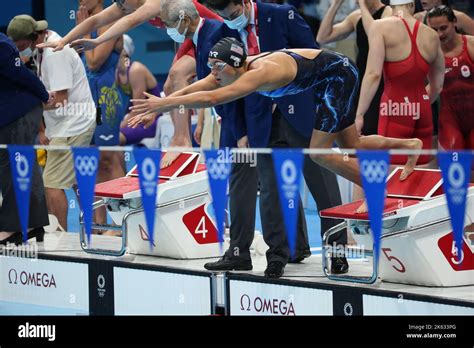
[382,248,406,273]
[451,241,464,265]
[195,216,208,239]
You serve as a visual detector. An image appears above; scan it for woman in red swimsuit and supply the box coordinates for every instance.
[428,6,474,153]
[356,0,445,165]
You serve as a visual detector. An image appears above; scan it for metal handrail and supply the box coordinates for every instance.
[321,215,458,284]
[322,222,379,284]
[79,192,210,257]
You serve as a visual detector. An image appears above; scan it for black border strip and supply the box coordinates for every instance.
[225,274,230,315]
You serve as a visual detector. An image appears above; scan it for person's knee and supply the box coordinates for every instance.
[99,152,116,172]
[310,153,324,165]
[310,154,334,169]
[45,188,65,206]
[45,187,63,197]
[163,76,174,96]
[166,65,188,92]
[439,128,464,150]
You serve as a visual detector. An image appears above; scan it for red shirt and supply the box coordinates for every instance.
[148,0,222,28]
[148,0,222,60]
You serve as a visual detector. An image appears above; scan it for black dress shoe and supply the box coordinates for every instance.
[288,249,312,263]
[0,228,45,246]
[264,261,285,278]
[204,255,252,271]
[331,256,349,274]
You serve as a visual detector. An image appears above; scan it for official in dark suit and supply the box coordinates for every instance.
[0,32,50,244]
[203,0,348,277]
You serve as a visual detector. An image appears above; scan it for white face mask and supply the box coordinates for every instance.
[224,3,249,31]
[166,18,188,43]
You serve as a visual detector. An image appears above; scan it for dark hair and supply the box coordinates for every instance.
[26,32,39,42]
[427,5,457,22]
[205,0,242,11]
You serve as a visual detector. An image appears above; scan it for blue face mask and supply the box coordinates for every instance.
[20,46,33,58]
[166,18,188,43]
[224,5,249,31]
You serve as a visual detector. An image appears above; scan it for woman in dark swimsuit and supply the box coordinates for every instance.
[317,0,392,135]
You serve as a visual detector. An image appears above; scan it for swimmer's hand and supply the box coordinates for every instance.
[130,92,164,114]
[128,113,157,129]
[70,38,99,53]
[129,92,163,128]
[37,39,68,52]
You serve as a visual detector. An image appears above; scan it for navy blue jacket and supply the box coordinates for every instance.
[195,18,244,148]
[0,33,49,127]
[213,2,319,147]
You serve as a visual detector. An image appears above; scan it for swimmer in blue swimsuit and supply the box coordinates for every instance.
[130,37,422,188]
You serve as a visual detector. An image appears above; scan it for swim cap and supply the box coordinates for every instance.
[123,34,135,56]
[209,37,247,68]
[390,0,414,5]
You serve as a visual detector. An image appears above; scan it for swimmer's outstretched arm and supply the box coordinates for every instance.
[126,74,220,128]
[81,1,160,49]
[355,21,385,134]
[129,70,268,128]
[38,4,124,51]
[167,74,221,98]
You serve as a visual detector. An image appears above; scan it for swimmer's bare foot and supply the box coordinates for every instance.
[161,136,192,168]
[101,230,122,237]
[0,232,15,243]
[355,200,368,214]
[400,138,423,181]
[355,189,388,214]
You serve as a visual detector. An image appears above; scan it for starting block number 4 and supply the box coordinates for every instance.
[195,217,208,239]
[182,204,219,244]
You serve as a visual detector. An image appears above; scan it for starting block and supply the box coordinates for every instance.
[79,152,222,259]
[320,168,474,286]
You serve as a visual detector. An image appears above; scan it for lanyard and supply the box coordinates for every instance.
[34,33,48,78]
[199,17,206,32]
[253,2,259,36]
